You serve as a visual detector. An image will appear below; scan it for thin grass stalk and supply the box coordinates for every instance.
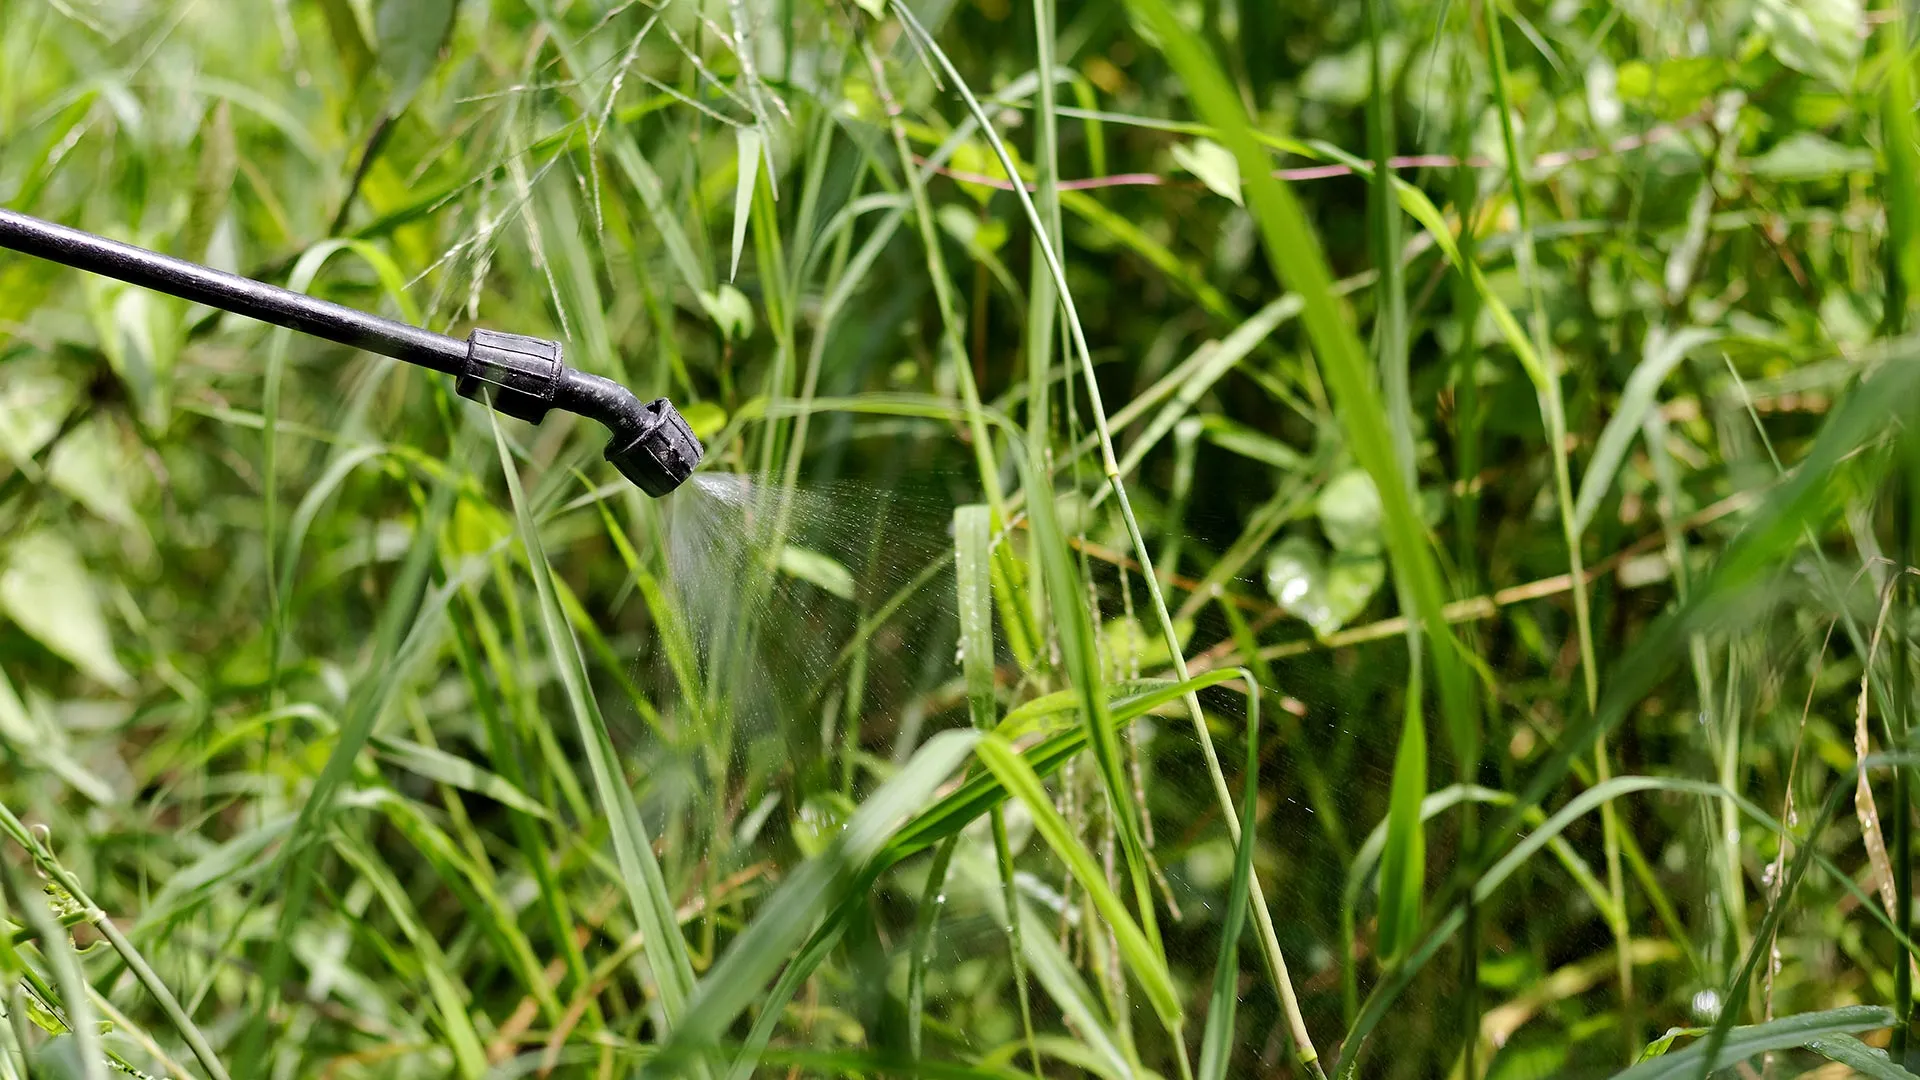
[890,0,1161,923]
[1879,0,1920,1060]
[1482,2,1632,1045]
[1026,0,1063,642]
[889,6,1331,1071]
[447,607,596,1019]
[1445,27,1487,1073]
[487,419,703,1045]
[907,836,958,1063]
[917,15,1333,1073]
[1894,451,1915,1066]
[0,832,103,1080]
[957,504,1044,1074]
[859,33,1037,673]
[857,37,1007,517]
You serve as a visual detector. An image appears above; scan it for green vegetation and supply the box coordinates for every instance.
[3,0,1920,1076]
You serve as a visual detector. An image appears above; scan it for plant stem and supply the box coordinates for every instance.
[890,6,1326,1071]
[1484,2,1633,1052]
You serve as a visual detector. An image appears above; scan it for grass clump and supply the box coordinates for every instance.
[2,1,1919,1078]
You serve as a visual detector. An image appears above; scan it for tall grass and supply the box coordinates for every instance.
[1,1,1918,1078]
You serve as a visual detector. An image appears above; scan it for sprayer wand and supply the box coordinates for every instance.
[0,207,702,496]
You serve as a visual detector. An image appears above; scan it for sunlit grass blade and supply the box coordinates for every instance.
[488,417,700,1028]
[1803,1031,1920,1080]
[959,504,1040,1074]
[973,733,1178,1034]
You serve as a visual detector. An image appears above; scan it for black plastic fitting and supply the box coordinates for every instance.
[0,207,703,497]
[457,334,703,497]
[458,329,563,423]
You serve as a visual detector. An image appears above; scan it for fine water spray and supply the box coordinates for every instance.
[0,207,703,496]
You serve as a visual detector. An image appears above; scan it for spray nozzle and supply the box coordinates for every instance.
[0,208,704,497]
[458,329,705,496]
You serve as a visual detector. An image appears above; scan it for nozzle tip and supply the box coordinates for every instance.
[606,398,703,497]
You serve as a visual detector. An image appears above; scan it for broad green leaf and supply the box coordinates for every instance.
[1317,468,1384,554]
[48,415,140,529]
[375,0,454,105]
[1746,131,1874,180]
[316,0,375,83]
[0,355,84,469]
[679,400,728,439]
[0,530,130,691]
[698,283,755,342]
[776,545,855,600]
[1299,37,1404,106]
[1172,138,1242,205]
[1754,0,1862,89]
[1614,57,1727,119]
[1264,536,1383,637]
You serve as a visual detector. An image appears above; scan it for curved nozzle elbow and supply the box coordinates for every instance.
[555,369,703,497]
[454,329,702,496]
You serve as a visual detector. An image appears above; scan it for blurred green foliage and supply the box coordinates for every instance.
[2,0,1919,1077]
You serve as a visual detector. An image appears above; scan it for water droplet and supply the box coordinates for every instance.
[1691,989,1721,1020]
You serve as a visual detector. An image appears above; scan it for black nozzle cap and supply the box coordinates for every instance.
[606,398,702,497]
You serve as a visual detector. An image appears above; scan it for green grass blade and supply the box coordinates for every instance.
[1805,1032,1920,1080]
[239,423,466,1076]
[488,417,699,1027]
[1571,328,1721,534]
[1198,671,1261,1080]
[332,835,488,1079]
[654,730,979,1074]
[1375,655,1427,962]
[1113,0,1476,771]
[974,733,1179,1033]
[1609,1006,1894,1080]
[955,505,996,730]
